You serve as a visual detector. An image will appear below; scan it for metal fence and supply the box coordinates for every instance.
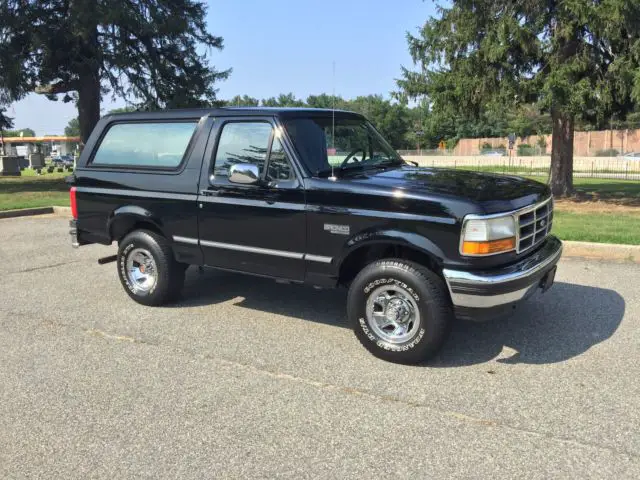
[398,147,638,157]
[397,149,453,156]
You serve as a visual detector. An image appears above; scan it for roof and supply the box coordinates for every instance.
[1,136,80,143]
[103,107,365,120]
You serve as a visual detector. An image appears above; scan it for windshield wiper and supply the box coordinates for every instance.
[314,167,336,177]
[375,159,405,168]
[315,159,403,178]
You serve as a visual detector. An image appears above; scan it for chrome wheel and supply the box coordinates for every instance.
[125,248,157,293]
[366,284,421,344]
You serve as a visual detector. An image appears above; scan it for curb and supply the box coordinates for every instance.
[0,206,54,219]
[0,206,71,220]
[563,241,640,263]
[52,206,71,216]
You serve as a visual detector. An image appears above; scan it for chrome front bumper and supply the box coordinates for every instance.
[443,236,562,316]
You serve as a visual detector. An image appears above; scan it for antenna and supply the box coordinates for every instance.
[330,61,336,181]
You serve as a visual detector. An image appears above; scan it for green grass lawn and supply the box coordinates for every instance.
[1,169,639,245]
[570,178,640,204]
[552,211,640,245]
[0,170,70,210]
[521,175,638,200]
[550,179,640,244]
[461,164,640,176]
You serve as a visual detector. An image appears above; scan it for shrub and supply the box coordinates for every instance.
[536,136,547,153]
[517,143,536,156]
[594,148,619,157]
[480,142,506,154]
[446,138,458,150]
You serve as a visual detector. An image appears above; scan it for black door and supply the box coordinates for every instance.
[196,118,306,281]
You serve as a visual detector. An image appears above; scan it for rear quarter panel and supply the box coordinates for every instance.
[72,114,213,264]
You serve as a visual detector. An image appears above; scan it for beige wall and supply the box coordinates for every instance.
[454,129,640,156]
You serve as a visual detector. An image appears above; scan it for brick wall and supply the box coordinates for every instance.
[454,128,640,156]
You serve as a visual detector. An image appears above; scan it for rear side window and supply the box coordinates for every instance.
[92,122,197,168]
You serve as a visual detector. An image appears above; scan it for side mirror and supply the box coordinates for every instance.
[228,163,260,185]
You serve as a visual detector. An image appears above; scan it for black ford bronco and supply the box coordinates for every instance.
[68,107,562,363]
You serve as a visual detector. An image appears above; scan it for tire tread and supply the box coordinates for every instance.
[347,258,452,364]
[117,229,185,306]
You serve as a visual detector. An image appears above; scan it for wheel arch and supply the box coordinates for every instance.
[337,229,446,286]
[108,206,167,243]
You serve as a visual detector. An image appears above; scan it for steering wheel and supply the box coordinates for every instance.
[340,148,367,168]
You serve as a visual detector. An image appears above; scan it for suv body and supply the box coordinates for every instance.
[68,108,561,363]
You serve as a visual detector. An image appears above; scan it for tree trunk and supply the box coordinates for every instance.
[549,107,574,197]
[77,72,101,145]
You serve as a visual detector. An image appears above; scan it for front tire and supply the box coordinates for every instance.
[347,259,452,364]
[117,230,185,306]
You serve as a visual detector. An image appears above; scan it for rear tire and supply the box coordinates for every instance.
[347,259,452,364]
[117,230,185,306]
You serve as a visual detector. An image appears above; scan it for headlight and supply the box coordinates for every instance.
[460,215,516,256]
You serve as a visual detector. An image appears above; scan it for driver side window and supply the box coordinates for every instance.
[266,138,294,181]
[213,122,272,177]
[212,121,295,182]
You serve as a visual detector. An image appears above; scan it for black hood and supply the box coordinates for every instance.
[349,166,551,212]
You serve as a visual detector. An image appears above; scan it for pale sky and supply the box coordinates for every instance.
[7,0,434,135]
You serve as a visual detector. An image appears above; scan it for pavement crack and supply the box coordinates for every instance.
[205,354,500,428]
[28,321,640,461]
[13,260,82,274]
[87,328,139,343]
[202,354,640,460]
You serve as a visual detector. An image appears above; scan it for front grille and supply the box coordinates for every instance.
[516,198,553,253]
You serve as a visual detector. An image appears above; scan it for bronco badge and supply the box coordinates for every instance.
[324,223,350,235]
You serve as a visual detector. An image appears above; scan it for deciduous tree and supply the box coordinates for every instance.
[64,118,80,137]
[3,128,36,138]
[348,95,410,149]
[262,93,305,107]
[226,95,260,107]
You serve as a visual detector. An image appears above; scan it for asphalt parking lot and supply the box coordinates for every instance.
[1,215,639,479]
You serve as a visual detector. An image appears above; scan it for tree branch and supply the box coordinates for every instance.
[34,80,80,95]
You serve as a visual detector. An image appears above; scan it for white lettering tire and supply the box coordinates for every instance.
[347,259,452,364]
[117,229,185,306]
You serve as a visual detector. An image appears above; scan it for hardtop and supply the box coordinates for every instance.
[101,107,366,121]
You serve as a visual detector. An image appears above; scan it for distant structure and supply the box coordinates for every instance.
[454,128,640,156]
[0,136,81,157]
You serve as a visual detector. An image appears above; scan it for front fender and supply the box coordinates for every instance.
[107,205,166,241]
[336,227,446,270]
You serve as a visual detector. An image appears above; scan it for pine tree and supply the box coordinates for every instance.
[398,0,640,196]
[0,107,14,155]
[0,0,229,142]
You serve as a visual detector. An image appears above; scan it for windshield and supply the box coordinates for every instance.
[283,117,403,176]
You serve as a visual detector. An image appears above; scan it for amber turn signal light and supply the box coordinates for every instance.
[461,237,515,255]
